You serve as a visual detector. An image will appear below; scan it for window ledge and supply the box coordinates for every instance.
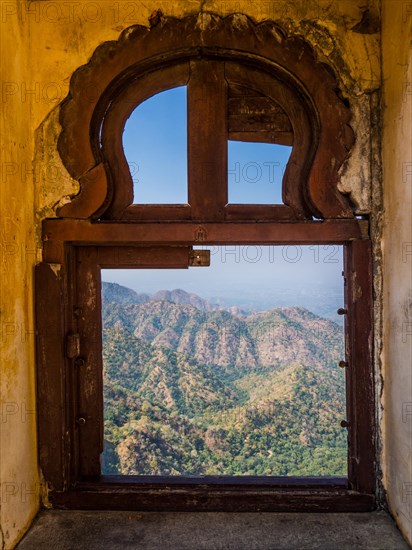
[17,510,409,549]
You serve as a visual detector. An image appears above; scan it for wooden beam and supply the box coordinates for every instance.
[50,482,375,512]
[42,219,368,253]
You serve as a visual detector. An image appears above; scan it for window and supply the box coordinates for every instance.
[227,142,291,204]
[38,13,374,511]
[100,247,347,478]
[124,86,188,204]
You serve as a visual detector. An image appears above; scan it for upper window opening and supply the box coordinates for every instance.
[228,141,291,204]
[123,86,188,204]
[226,83,292,205]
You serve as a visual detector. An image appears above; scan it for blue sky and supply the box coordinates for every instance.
[123,85,291,205]
[110,86,344,317]
[228,141,290,204]
[123,86,188,203]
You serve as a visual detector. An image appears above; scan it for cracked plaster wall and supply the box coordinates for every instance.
[381,1,412,545]
[0,1,386,548]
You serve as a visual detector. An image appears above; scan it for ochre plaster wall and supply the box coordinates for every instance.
[1,1,383,548]
[1,2,39,548]
[382,1,412,545]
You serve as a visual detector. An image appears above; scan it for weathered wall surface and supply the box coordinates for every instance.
[0,1,381,548]
[0,2,40,548]
[382,1,412,545]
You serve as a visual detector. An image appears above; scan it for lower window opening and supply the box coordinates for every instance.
[101,245,347,477]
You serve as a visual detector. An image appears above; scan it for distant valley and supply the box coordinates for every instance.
[101,282,347,477]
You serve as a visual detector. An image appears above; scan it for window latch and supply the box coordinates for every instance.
[189,249,210,267]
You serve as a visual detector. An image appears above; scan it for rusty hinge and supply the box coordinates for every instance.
[189,249,210,267]
[66,333,80,359]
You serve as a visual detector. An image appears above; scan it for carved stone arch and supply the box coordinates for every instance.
[57,13,355,220]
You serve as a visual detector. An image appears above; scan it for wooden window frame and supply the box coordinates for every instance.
[35,14,375,511]
[57,14,355,222]
[36,219,375,512]
[100,58,315,222]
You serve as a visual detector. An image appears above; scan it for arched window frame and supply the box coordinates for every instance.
[36,13,375,512]
[57,13,355,221]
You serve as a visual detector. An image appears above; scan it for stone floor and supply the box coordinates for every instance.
[16,510,410,549]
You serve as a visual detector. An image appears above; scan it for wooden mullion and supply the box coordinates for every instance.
[344,240,375,494]
[66,245,81,484]
[188,60,227,220]
[76,247,104,478]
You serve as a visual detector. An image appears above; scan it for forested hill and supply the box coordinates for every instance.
[102,282,347,477]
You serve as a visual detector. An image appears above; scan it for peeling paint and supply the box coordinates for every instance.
[351,9,380,35]
[352,272,363,303]
[85,271,97,309]
[196,11,215,30]
[339,94,375,214]
[34,107,79,222]
[48,264,61,277]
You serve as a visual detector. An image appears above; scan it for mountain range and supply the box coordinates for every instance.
[101,282,347,477]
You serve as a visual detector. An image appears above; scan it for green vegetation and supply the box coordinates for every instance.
[101,283,347,477]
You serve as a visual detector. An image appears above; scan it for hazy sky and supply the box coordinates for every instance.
[112,86,344,313]
[102,245,344,316]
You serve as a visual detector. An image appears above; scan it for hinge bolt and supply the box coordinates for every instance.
[337,308,347,315]
[340,420,350,428]
[76,417,86,425]
[339,361,348,368]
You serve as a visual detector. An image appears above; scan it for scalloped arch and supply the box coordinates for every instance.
[57,12,355,220]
